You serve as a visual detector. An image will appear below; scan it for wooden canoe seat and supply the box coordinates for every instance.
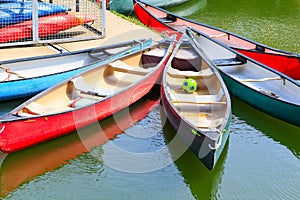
[109,60,152,75]
[69,76,114,98]
[169,89,225,104]
[167,67,213,78]
[213,56,247,66]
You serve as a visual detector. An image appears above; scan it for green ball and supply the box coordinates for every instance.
[182,78,197,93]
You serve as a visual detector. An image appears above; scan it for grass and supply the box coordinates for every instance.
[110,11,147,28]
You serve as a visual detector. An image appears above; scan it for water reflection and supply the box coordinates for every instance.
[162,114,228,199]
[232,96,300,159]
[0,89,160,197]
[168,0,207,17]
[0,98,27,117]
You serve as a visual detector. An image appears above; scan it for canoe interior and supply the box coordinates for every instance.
[13,44,168,117]
[165,42,229,132]
[0,42,140,81]
[191,32,300,105]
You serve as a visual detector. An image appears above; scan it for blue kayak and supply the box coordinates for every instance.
[0,1,69,27]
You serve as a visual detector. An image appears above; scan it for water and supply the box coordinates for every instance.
[1,0,300,199]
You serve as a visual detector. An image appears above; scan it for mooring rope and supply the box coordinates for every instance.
[0,65,26,79]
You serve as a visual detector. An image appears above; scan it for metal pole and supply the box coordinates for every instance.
[76,0,80,12]
[102,0,106,38]
[32,0,39,43]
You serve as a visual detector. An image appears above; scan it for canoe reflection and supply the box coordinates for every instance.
[232,96,300,159]
[161,111,228,199]
[0,87,160,197]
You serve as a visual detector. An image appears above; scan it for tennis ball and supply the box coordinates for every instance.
[182,78,197,93]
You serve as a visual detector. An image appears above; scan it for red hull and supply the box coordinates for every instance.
[134,1,300,80]
[0,13,95,43]
[0,62,167,153]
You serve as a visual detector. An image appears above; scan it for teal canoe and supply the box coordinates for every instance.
[109,0,188,15]
[186,28,300,127]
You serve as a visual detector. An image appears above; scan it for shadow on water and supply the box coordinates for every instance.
[0,98,28,117]
[232,96,300,159]
[161,110,228,200]
[0,86,161,198]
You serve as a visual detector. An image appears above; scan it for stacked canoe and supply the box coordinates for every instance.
[0,1,96,43]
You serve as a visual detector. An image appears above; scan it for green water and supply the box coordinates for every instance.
[1,0,300,199]
[169,0,300,53]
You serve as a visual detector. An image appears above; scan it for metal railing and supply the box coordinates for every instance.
[0,0,105,47]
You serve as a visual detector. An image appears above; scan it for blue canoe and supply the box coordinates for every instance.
[0,39,152,101]
[0,1,69,27]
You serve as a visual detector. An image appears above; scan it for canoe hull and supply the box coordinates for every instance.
[0,67,89,101]
[220,73,300,127]
[0,64,165,153]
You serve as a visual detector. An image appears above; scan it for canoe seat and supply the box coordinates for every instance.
[109,60,153,75]
[172,47,201,71]
[68,97,96,108]
[169,89,225,104]
[187,117,223,128]
[158,14,177,23]
[142,48,166,67]
[167,67,213,78]
[20,102,57,115]
[213,55,247,66]
[68,76,114,98]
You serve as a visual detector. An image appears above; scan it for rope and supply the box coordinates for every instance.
[208,129,223,150]
[0,125,4,134]
[0,65,26,79]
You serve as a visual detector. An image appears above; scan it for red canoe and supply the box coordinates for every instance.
[0,13,96,43]
[0,36,176,153]
[134,1,300,80]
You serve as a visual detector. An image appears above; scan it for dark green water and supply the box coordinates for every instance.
[1,0,300,199]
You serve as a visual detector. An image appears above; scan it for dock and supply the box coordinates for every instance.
[0,10,162,61]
